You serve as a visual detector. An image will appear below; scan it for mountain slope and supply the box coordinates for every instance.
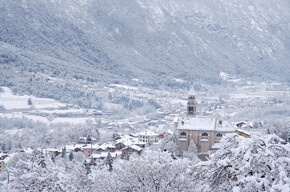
[0,0,289,90]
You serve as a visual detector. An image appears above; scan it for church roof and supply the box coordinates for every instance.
[177,117,235,132]
[216,121,236,132]
[178,117,216,131]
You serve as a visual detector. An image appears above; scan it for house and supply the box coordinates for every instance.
[82,144,98,157]
[77,136,98,145]
[176,84,235,153]
[107,145,116,153]
[66,144,84,153]
[77,137,87,144]
[115,141,126,150]
[135,142,146,148]
[121,145,143,160]
[47,148,61,157]
[138,131,159,144]
[158,131,172,139]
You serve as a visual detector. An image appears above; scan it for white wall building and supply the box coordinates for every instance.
[138,131,159,144]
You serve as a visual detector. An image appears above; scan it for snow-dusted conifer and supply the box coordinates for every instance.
[27,98,32,105]
[190,134,290,191]
[83,161,91,174]
[69,151,74,161]
[61,146,66,158]
[105,152,113,172]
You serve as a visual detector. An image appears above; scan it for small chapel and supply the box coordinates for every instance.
[175,84,235,153]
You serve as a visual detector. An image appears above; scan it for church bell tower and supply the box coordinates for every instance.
[187,83,196,117]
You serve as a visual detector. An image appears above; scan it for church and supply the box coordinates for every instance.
[175,84,235,153]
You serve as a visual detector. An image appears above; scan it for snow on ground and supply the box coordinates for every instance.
[0,87,95,125]
[0,87,66,110]
[0,112,94,125]
[0,87,30,109]
[51,117,94,124]
[4,129,23,135]
[110,84,138,90]
[31,97,67,109]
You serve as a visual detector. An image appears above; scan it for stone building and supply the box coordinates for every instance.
[176,84,235,153]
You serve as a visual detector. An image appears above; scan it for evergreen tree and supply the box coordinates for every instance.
[1,144,5,152]
[69,151,74,161]
[51,154,55,163]
[83,161,91,174]
[86,135,92,144]
[27,98,32,105]
[105,153,113,172]
[61,146,66,158]
[8,141,11,151]
[38,153,46,169]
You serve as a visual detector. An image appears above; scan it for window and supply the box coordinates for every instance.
[188,107,194,114]
[201,132,208,137]
[216,133,222,137]
[180,132,187,136]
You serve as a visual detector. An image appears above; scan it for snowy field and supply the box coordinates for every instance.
[0,87,66,110]
[0,87,96,125]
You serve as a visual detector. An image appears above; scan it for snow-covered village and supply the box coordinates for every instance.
[0,0,289,191]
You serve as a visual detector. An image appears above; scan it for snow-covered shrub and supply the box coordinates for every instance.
[93,149,193,191]
[190,134,290,192]
[1,150,91,192]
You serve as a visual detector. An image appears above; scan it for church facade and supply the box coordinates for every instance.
[176,85,235,153]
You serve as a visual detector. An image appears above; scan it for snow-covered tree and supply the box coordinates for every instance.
[3,152,67,191]
[93,149,193,191]
[84,161,91,175]
[27,98,32,105]
[105,152,113,172]
[153,134,179,155]
[190,134,290,191]
[61,146,66,158]
[183,142,199,162]
[1,151,92,192]
[69,151,74,161]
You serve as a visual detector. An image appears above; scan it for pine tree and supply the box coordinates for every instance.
[38,153,46,169]
[1,143,6,152]
[51,154,55,163]
[61,146,66,158]
[105,153,113,172]
[86,135,92,144]
[27,98,32,105]
[84,161,91,174]
[69,151,74,161]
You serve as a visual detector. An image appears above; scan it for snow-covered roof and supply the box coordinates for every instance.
[92,151,121,159]
[215,121,235,132]
[235,129,251,136]
[135,141,146,145]
[177,117,235,132]
[177,117,216,131]
[138,131,158,136]
[125,145,142,152]
[65,145,76,151]
[75,144,86,149]
[82,144,99,149]
[47,148,61,152]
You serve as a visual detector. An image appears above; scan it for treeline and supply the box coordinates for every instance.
[0,117,100,151]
